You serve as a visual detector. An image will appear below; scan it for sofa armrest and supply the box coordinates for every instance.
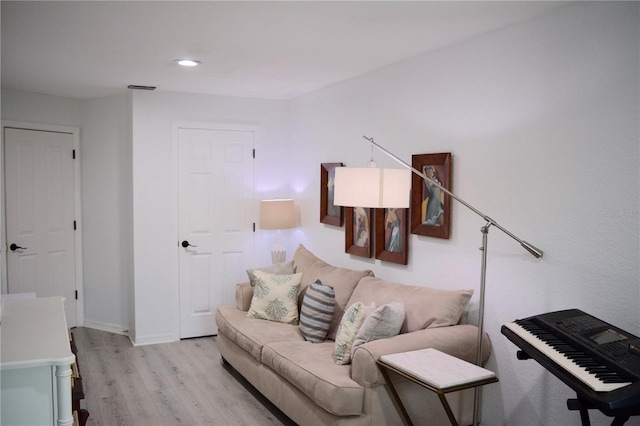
[235,282,254,311]
[350,324,491,387]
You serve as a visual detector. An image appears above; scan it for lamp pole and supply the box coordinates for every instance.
[362,136,542,425]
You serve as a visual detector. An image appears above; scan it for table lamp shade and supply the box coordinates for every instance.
[259,199,296,230]
[259,199,296,264]
[333,167,411,209]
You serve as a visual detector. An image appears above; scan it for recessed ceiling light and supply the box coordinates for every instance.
[175,59,201,67]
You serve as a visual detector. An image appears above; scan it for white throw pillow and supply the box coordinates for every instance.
[247,270,302,325]
[352,301,405,356]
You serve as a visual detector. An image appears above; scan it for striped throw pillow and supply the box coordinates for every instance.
[299,280,336,343]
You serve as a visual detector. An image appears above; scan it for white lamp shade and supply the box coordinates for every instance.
[259,199,297,230]
[333,167,411,208]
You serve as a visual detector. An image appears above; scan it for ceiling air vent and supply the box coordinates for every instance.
[127,85,157,90]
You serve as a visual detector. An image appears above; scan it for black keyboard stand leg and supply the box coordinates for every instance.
[610,416,630,426]
[567,398,631,426]
[567,398,591,426]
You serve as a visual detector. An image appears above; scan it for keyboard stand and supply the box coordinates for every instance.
[567,396,635,426]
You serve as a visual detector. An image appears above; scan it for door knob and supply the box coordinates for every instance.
[9,243,26,251]
[181,240,197,248]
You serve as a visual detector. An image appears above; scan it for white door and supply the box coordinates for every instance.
[4,127,77,326]
[178,127,255,338]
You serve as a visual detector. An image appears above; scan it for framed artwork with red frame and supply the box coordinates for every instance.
[320,162,344,226]
[345,207,373,258]
[375,208,409,265]
[411,153,452,239]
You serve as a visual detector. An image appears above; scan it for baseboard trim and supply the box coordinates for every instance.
[131,333,177,347]
[82,321,178,346]
[83,319,128,336]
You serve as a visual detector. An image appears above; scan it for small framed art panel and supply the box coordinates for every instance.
[411,153,452,239]
[320,162,344,226]
[345,207,373,258]
[375,208,409,265]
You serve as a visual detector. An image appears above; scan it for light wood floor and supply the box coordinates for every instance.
[72,327,295,426]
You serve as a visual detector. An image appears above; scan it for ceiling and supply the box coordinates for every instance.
[1,1,564,101]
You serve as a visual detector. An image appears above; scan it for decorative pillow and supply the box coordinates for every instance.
[299,280,336,343]
[334,302,374,365]
[247,270,302,325]
[351,301,405,356]
[246,261,295,287]
[300,261,374,341]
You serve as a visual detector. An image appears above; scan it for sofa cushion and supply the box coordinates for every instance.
[246,261,295,287]
[352,301,405,356]
[247,270,302,325]
[299,280,336,343]
[262,340,364,416]
[216,305,304,362]
[347,277,473,333]
[300,261,374,340]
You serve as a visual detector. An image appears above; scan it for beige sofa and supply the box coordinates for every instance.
[215,245,491,425]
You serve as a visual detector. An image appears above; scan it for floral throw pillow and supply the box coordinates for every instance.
[334,301,374,365]
[246,260,295,287]
[247,270,302,325]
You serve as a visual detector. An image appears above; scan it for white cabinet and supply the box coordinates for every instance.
[1,297,75,426]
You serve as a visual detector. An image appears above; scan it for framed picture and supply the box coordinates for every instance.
[320,162,344,226]
[375,208,409,265]
[345,207,373,258]
[411,153,452,239]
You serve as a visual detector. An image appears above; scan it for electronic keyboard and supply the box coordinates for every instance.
[502,309,640,421]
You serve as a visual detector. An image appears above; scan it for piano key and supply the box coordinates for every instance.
[503,322,632,392]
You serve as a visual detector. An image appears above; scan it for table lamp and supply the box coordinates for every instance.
[259,199,297,264]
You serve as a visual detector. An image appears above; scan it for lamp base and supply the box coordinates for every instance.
[271,243,286,264]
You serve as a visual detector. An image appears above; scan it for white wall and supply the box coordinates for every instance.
[130,90,290,344]
[1,89,292,342]
[1,89,82,128]
[80,94,132,333]
[1,89,134,334]
[288,3,639,425]
[2,2,638,423]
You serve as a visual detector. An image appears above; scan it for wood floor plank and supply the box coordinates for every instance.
[93,394,135,426]
[128,345,167,393]
[146,343,221,425]
[130,345,199,425]
[72,327,291,426]
[111,357,166,425]
[83,345,121,399]
[169,338,284,426]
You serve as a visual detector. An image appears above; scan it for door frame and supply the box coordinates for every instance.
[172,121,258,339]
[1,121,84,327]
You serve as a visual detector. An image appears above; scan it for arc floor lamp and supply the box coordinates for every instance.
[333,136,543,425]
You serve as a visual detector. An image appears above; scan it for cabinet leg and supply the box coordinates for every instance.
[55,364,74,426]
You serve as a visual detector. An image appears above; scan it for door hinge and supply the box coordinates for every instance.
[72,149,76,159]
[75,290,78,300]
[253,222,256,232]
[252,149,256,159]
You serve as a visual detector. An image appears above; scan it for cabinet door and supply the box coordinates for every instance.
[1,366,55,425]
